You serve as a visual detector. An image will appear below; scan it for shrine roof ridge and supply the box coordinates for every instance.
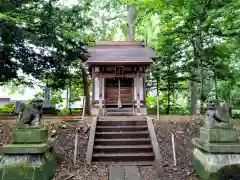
[85,41,158,65]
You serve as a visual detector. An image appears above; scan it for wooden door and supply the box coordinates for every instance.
[106,78,133,104]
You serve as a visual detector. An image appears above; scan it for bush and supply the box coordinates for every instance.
[232,110,240,119]
[57,108,82,115]
[57,108,71,115]
[146,95,189,115]
[0,103,15,113]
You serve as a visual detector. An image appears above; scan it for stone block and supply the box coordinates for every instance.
[0,139,55,154]
[109,166,125,180]
[0,150,57,180]
[12,127,48,144]
[193,147,240,180]
[200,127,238,143]
[193,138,240,153]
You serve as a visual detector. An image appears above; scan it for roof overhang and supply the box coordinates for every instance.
[83,41,159,66]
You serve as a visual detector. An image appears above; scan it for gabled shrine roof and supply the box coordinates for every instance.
[85,41,158,65]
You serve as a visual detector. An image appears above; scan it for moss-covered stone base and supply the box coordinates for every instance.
[193,148,240,180]
[12,127,48,144]
[0,150,57,180]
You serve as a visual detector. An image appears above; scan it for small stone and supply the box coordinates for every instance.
[173,167,178,172]
[0,130,2,133]
[92,165,97,171]
[83,124,90,133]
[163,163,169,167]
[51,129,57,134]
[61,124,67,129]
[169,120,174,124]
[176,131,184,134]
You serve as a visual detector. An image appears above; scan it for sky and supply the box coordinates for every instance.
[59,0,78,6]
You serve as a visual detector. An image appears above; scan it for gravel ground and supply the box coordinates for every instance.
[0,115,206,180]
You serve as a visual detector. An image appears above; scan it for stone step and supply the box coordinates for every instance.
[95,131,149,139]
[105,112,134,116]
[96,125,148,132]
[97,120,147,126]
[108,166,141,180]
[106,108,133,113]
[93,161,154,166]
[101,116,145,121]
[92,152,154,162]
[94,145,153,153]
[94,138,151,146]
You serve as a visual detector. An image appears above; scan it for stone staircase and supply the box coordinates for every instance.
[91,116,155,165]
[105,108,134,116]
[104,104,134,116]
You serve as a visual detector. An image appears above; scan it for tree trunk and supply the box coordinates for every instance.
[190,33,202,115]
[80,62,91,116]
[214,70,218,101]
[127,4,137,41]
[190,82,198,115]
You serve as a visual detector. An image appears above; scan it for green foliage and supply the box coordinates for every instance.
[146,95,189,115]
[232,110,240,119]
[0,103,15,113]
[0,0,92,89]
[57,108,81,115]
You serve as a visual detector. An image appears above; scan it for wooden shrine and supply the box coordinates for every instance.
[86,41,158,116]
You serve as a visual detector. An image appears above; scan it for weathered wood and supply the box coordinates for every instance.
[86,117,97,165]
[99,73,103,116]
[106,88,132,104]
[73,134,78,165]
[92,67,95,102]
[136,71,141,115]
[102,74,145,78]
[146,116,161,178]
[171,133,177,166]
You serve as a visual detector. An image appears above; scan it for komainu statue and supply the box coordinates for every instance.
[204,100,231,129]
[18,99,43,126]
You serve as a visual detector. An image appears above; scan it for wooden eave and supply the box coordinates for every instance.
[84,41,158,66]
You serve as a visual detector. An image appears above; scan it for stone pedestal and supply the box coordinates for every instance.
[192,126,240,180]
[0,125,57,180]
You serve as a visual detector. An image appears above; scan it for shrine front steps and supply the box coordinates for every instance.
[105,108,134,116]
[91,117,155,165]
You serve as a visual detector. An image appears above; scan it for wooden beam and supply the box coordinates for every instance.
[136,70,141,115]
[101,73,146,78]
[95,41,143,46]
[86,116,98,165]
[92,67,95,103]
[99,72,103,117]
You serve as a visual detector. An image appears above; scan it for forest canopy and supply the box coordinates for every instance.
[1,0,240,116]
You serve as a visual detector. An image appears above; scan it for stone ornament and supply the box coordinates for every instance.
[204,100,231,129]
[18,98,43,126]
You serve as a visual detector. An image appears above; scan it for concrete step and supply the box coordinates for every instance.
[105,112,134,116]
[95,131,149,139]
[93,161,154,166]
[101,116,145,121]
[106,108,133,113]
[96,125,148,132]
[97,120,147,126]
[92,153,154,162]
[94,138,152,146]
[94,145,153,153]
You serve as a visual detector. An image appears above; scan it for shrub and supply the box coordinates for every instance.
[232,110,240,119]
